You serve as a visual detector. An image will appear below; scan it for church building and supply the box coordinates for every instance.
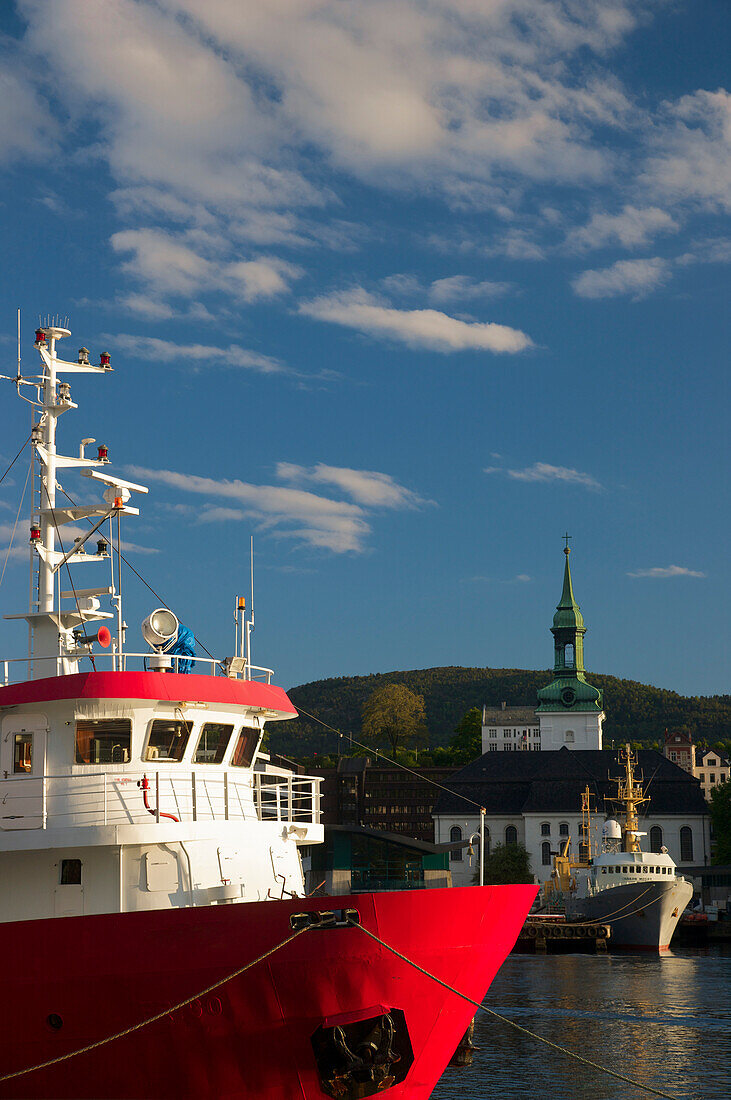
[480,542,604,751]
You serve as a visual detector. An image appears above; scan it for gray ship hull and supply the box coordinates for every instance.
[565,877,693,950]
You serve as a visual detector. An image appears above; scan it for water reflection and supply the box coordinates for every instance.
[432,946,730,1100]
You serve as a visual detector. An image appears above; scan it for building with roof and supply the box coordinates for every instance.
[694,747,730,800]
[432,747,710,887]
[481,705,541,753]
[662,731,730,800]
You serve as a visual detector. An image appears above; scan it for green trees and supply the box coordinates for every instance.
[710,781,731,864]
[474,842,533,885]
[361,683,428,759]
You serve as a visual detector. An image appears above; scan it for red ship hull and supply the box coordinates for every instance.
[0,884,535,1099]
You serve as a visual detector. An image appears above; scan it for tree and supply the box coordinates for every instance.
[710,780,731,864]
[361,683,428,759]
[473,842,533,885]
[447,706,482,764]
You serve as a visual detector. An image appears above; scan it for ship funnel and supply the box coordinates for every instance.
[142,608,179,649]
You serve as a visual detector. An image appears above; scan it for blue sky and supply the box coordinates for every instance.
[0,0,728,699]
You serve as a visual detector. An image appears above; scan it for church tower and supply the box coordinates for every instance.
[536,540,604,750]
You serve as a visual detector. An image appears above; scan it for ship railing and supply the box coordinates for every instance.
[0,769,321,830]
[0,653,275,684]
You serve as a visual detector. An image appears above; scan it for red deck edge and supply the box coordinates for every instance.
[0,671,297,715]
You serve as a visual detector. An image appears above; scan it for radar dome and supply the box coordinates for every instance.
[602,818,622,840]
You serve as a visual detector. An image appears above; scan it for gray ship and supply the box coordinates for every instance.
[547,746,692,950]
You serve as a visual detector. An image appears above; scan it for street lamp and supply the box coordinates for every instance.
[467,808,487,887]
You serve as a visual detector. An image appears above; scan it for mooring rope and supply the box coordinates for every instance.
[0,926,310,1085]
[351,920,683,1100]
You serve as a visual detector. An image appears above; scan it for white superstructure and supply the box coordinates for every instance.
[0,322,322,925]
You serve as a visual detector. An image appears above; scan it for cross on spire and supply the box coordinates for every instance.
[563,531,572,554]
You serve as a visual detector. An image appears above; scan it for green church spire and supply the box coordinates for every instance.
[536,539,602,714]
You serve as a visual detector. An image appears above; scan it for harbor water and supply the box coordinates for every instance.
[433,945,730,1100]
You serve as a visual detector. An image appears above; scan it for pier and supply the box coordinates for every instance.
[514,918,611,954]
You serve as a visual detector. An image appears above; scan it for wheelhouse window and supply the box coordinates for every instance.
[193,722,233,764]
[13,732,33,773]
[230,727,259,768]
[144,719,192,762]
[76,719,132,764]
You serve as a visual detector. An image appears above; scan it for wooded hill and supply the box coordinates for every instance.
[268,667,731,758]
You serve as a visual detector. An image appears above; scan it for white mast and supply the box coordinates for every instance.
[3,322,148,677]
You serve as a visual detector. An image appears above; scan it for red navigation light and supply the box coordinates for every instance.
[30,525,41,543]
[97,444,109,461]
[100,352,111,368]
[35,329,46,346]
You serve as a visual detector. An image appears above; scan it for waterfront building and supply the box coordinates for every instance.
[303,824,454,895]
[313,756,459,842]
[432,747,710,887]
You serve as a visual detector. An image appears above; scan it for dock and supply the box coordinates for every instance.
[513,918,611,953]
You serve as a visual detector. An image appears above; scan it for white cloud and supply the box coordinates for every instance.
[627,565,706,579]
[126,463,421,554]
[110,228,302,303]
[566,205,678,251]
[106,334,285,374]
[276,463,427,509]
[298,288,532,353]
[485,462,602,490]
[572,257,670,299]
[641,89,731,213]
[17,0,650,219]
[428,276,512,304]
[0,56,55,164]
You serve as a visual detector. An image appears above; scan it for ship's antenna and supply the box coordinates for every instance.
[245,536,255,672]
[16,308,21,381]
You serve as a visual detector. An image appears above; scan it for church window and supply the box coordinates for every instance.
[680,827,693,862]
[541,842,551,865]
[564,643,575,668]
[559,822,569,836]
[450,825,463,862]
[541,822,551,836]
[505,826,518,846]
[650,826,663,853]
